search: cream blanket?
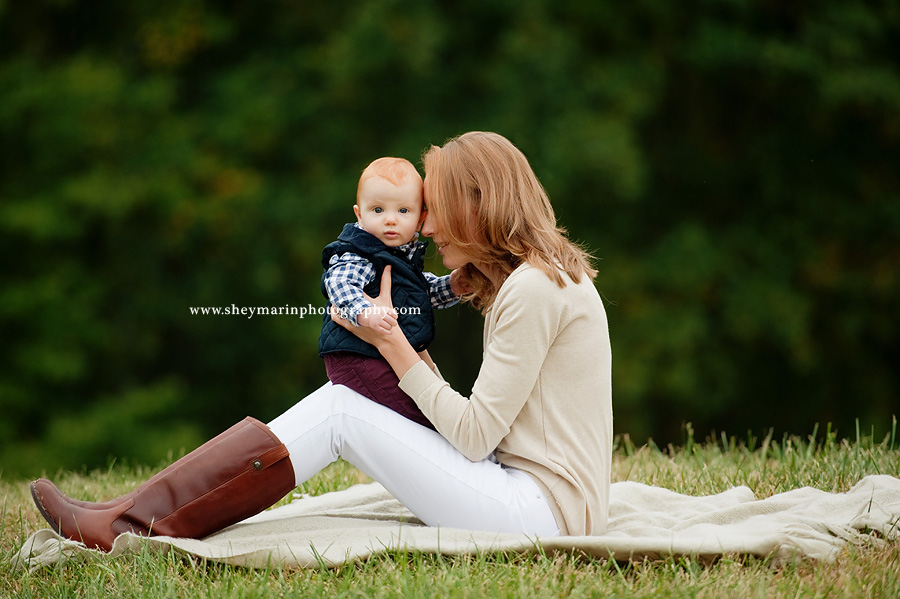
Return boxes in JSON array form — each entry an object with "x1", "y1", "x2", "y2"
[{"x1": 13, "y1": 474, "x2": 900, "y2": 570}]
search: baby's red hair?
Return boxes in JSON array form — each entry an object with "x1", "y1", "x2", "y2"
[{"x1": 357, "y1": 157, "x2": 422, "y2": 203}]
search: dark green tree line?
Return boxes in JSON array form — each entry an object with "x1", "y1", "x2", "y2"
[{"x1": 1, "y1": 0, "x2": 897, "y2": 476}]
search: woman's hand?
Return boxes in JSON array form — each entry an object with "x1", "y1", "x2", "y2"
[
  {"x1": 330, "y1": 267, "x2": 399, "y2": 349},
  {"x1": 330, "y1": 265, "x2": 423, "y2": 378}
]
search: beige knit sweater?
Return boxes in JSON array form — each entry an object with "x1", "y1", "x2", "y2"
[{"x1": 399, "y1": 263, "x2": 613, "y2": 535}]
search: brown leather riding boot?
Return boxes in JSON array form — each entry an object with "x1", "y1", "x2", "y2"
[
  {"x1": 30, "y1": 417, "x2": 296, "y2": 552},
  {"x1": 33, "y1": 417, "x2": 274, "y2": 512}
]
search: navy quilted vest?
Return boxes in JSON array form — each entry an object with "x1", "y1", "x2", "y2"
[{"x1": 318, "y1": 224, "x2": 435, "y2": 358}]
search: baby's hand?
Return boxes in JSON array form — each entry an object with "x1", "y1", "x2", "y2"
[
  {"x1": 449, "y1": 268, "x2": 473, "y2": 296},
  {"x1": 357, "y1": 305, "x2": 398, "y2": 333}
]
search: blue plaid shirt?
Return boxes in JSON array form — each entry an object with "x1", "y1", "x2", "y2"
[{"x1": 324, "y1": 231, "x2": 459, "y2": 326}]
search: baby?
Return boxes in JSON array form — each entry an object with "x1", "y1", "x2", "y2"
[{"x1": 318, "y1": 157, "x2": 464, "y2": 429}]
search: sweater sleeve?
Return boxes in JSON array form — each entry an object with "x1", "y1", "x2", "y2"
[{"x1": 399, "y1": 268, "x2": 562, "y2": 461}]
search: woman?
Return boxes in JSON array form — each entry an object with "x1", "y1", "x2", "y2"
[{"x1": 31, "y1": 132, "x2": 613, "y2": 551}]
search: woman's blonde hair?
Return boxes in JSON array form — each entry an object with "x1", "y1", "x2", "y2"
[{"x1": 422, "y1": 131, "x2": 596, "y2": 311}]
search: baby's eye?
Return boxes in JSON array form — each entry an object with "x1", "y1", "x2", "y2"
[
  {"x1": 399, "y1": 208, "x2": 409, "y2": 214},
  {"x1": 373, "y1": 207, "x2": 383, "y2": 213}
]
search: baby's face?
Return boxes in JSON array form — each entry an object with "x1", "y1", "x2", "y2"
[{"x1": 354, "y1": 176, "x2": 424, "y2": 247}]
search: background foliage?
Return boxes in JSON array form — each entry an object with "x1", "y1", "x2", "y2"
[{"x1": 1, "y1": 0, "x2": 897, "y2": 477}]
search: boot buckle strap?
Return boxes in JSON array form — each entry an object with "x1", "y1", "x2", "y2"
[{"x1": 250, "y1": 445, "x2": 290, "y2": 471}]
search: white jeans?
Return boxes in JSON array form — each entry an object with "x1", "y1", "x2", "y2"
[{"x1": 267, "y1": 382, "x2": 560, "y2": 537}]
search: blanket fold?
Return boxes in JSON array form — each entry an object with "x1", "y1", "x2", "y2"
[{"x1": 13, "y1": 474, "x2": 900, "y2": 570}]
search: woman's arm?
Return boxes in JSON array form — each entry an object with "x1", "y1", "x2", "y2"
[
  {"x1": 399, "y1": 267, "x2": 564, "y2": 461},
  {"x1": 417, "y1": 349, "x2": 437, "y2": 371},
  {"x1": 335, "y1": 266, "x2": 563, "y2": 462}
]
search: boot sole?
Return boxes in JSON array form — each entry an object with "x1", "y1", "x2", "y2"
[{"x1": 30, "y1": 481, "x2": 62, "y2": 532}]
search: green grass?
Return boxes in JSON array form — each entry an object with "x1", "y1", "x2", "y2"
[{"x1": 2, "y1": 423, "x2": 899, "y2": 599}]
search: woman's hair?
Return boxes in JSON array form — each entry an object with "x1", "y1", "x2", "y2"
[{"x1": 422, "y1": 131, "x2": 596, "y2": 311}]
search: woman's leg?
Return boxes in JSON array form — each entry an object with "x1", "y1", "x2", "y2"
[
  {"x1": 268, "y1": 382, "x2": 559, "y2": 537},
  {"x1": 31, "y1": 417, "x2": 295, "y2": 551}
]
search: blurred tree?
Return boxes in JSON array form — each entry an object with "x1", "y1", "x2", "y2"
[{"x1": 0, "y1": 0, "x2": 897, "y2": 477}]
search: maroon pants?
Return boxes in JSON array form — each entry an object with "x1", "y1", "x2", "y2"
[{"x1": 323, "y1": 352, "x2": 436, "y2": 430}]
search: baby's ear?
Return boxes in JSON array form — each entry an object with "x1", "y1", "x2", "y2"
[{"x1": 353, "y1": 204, "x2": 362, "y2": 221}]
